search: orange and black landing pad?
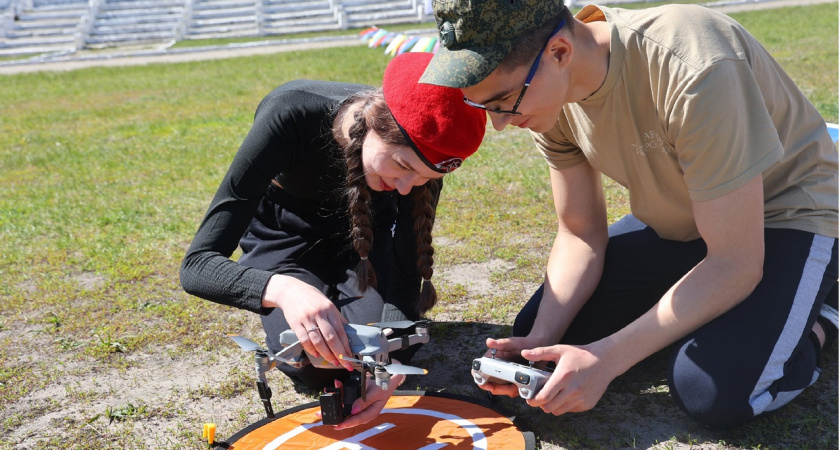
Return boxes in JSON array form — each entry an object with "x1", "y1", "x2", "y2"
[{"x1": 213, "y1": 390, "x2": 536, "y2": 449}]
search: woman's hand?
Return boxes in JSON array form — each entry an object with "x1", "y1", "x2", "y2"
[
  {"x1": 315, "y1": 367, "x2": 405, "y2": 430},
  {"x1": 263, "y1": 274, "x2": 354, "y2": 371}
]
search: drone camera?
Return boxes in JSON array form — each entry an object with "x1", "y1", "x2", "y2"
[
  {"x1": 319, "y1": 372, "x2": 363, "y2": 425},
  {"x1": 319, "y1": 389, "x2": 345, "y2": 425}
]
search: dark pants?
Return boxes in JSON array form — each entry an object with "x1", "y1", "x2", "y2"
[
  {"x1": 514, "y1": 215, "x2": 838, "y2": 428},
  {"x1": 237, "y1": 184, "x2": 419, "y2": 389}
]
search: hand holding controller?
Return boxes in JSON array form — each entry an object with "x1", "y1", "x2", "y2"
[{"x1": 471, "y1": 355, "x2": 552, "y2": 400}]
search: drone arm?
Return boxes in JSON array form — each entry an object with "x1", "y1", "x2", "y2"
[
  {"x1": 387, "y1": 331, "x2": 429, "y2": 353},
  {"x1": 275, "y1": 342, "x2": 307, "y2": 368}
]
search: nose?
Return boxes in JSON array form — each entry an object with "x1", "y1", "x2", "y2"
[
  {"x1": 489, "y1": 113, "x2": 513, "y2": 131},
  {"x1": 395, "y1": 173, "x2": 426, "y2": 195}
]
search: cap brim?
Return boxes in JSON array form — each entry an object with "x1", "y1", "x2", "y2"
[{"x1": 419, "y1": 41, "x2": 512, "y2": 88}]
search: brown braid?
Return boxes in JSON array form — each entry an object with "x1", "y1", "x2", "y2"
[
  {"x1": 412, "y1": 180, "x2": 440, "y2": 314},
  {"x1": 336, "y1": 94, "x2": 377, "y2": 291},
  {"x1": 333, "y1": 89, "x2": 440, "y2": 314}
]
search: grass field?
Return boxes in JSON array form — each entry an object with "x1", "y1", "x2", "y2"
[{"x1": 0, "y1": 2, "x2": 837, "y2": 449}]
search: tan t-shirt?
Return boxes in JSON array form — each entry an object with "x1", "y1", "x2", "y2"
[{"x1": 534, "y1": 4, "x2": 838, "y2": 241}]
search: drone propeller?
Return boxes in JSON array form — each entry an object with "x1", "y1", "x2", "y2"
[
  {"x1": 378, "y1": 364, "x2": 428, "y2": 376},
  {"x1": 338, "y1": 354, "x2": 428, "y2": 376},
  {"x1": 229, "y1": 335, "x2": 264, "y2": 352},
  {"x1": 228, "y1": 335, "x2": 297, "y2": 365}
]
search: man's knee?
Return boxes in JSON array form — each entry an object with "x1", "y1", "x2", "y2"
[{"x1": 668, "y1": 349, "x2": 756, "y2": 428}]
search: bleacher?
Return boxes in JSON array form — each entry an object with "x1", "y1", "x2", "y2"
[
  {"x1": 0, "y1": 0, "x2": 429, "y2": 56},
  {"x1": 257, "y1": 0, "x2": 341, "y2": 38},
  {"x1": 1, "y1": 0, "x2": 87, "y2": 56},
  {"x1": 85, "y1": 0, "x2": 186, "y2": 48}
]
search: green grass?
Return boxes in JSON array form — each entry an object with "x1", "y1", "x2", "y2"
[{"x1": 0, "y1": 2, "x2": 837, "y2": 449}]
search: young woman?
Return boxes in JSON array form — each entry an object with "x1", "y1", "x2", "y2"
[{"x1": 180, "y1": 53, "x2": 486, "y2": 405}]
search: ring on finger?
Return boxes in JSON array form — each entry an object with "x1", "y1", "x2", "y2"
[{"x1": 306, "y1": 326, "x2": 320, "y2": 333}]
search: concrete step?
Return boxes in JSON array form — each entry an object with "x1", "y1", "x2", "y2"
[
  {"x1": 96, "y1": 7, "x2": 183, "y2": 18},
  {"x1": 347, "y1": 9, "x2": 421, "y2": 22},
  {"x1": 186, "y1": 22, "x2": 257, "y2": 37},
  {"x1": 85, "y1": 29, "x2": 175, "y2": 44},
  {"x1": 190, "y1": 6, "x2": 255, "y2": 19},
  {"x1": 183, "y1": 28, "x2": 259, "y2": 40},
  {"x1": 28, "y1": 1, "x2": 88, "y2": 11},
  {"x1": 6, "y1": 25, "x2": 78, "y2": 37},
  {"x1": 14, "y1": 9, "x2": 87, "y2": 21},
  {"x1": 8, "y1": 18, "x2": 81, "y2": 29},
  {"x1": 190, "y1": 15, "x2": 256, "y2": 27},
  {"x1": 95, "y1": 9, "x2": 182, "y2": 21},
  {"x1": 99, "y1": 0, "x2": 185, "y2": 9},
  {"x1": 0, "y1": 34, "x2": 75, "y2": 47},
  {"x1": 191, "y1": 0, "x2": 256, "y2": 11},
  {"x1": 260, "y1": 21, "x2": 342, "y2": 35},
  {"x1": 90, "y1": 22, "x2": 179, "y2": 33},
  {"x1": 343, "y1": 0, "x2": 415, "y2": 13},
  {"x1": 261, "y1": 6, "x2": 334, "y2": 19},
  {"x1": 261, "y1": 0, "x2": 332, "y2": 13},
  {"x1": 347, "y1": 17, "x2": 424, "y2": 28},
  {"x1": 0, "y1": 42, "x2": 74, "y2": 56},
  {"x1": 263, "y1": 15, "x2": 340, "y2": 28},
  {"x1": 94, "y1": 14, "x2": 181, "y2": 26}
]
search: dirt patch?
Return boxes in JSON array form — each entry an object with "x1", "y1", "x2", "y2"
[{"x1": 436, "y1": 259, "x2": 517, "y2": 297}]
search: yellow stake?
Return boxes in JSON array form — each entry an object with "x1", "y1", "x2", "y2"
[{"x1": 202, "y1": 423, "x2": 216, "y2": 445}]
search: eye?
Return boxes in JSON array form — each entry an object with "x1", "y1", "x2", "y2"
[{"x1": 490, "y1": 94, "x2": 514, "y2": 109}]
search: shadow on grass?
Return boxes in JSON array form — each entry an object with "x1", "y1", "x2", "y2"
[{"x1": 408, "y1": 321, "x2": 839, "y2": 449}]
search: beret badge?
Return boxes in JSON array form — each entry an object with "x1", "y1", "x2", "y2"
[{"x1": 439, "y1": 21, "x2": 456, "y2": 48}]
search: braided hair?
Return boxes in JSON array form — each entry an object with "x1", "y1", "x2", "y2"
[{"x1": 332, "y1": 90, "x2": 439, "y2": 315}]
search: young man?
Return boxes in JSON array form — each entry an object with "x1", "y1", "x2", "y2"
[{"x1": 421, "y1": 0, "x2": 838, "y2": 427}]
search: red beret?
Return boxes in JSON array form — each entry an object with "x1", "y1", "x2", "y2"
[{"x1": 383, "y1": 52, "x2": 487, "y2": 173}]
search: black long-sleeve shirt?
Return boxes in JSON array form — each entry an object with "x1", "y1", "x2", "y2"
[{"x1": 180, "y1": 80, "x2": 430, "y2": 315}]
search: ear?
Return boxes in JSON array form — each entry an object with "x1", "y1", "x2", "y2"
[{"x1": 546, "y1": 33, "x2": 573, "y2": 70}]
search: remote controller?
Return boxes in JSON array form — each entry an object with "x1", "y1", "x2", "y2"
[{"x1": 471, "y1": 356, "x2": 552, "y2": 400}]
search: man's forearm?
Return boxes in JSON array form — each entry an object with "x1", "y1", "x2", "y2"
[
  {"x1": 529, "y1": 230, "x2": 607, "y2": 345},
  {"x1": 596, "y1": 254, "x2": 762, "y2": 379}
]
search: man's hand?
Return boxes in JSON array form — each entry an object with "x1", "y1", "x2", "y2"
[
  {"x1": 475, "y1": 336, "x2": 543, "y2": 397},
  {"x1": 523, "y1": 344, "x2": 612, "y2": 415}
]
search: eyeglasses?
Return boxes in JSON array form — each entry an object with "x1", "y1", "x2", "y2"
[{"x1": 463, "y1": 18, "x2": 567, "y2": 116}]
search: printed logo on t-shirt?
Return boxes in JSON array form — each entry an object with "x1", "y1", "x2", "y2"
[{"x1": 632, "y1": 130, "x2": 670, "y2": 156}]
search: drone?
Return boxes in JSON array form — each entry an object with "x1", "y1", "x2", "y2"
[{"x1": 229, "y1": 320, "x2": 430, "y2": 424}]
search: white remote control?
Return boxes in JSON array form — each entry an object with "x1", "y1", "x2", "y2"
[{"x1": 471, "y1": 356, "x2": 552, "y2": 400}]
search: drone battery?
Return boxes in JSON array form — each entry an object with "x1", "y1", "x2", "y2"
[{"x1": 319, "y1": 390, "x2": 345, "y2": 425}]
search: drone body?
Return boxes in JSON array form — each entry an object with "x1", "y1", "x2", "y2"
[
  {"x1": 276, "y1": 323, "x2": 395, "y2": 370},
  {"x1": 229, "y1": 320, "x2": 430, "y2": 422}
]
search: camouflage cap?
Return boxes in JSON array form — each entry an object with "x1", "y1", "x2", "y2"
[{"x1": 420, "y1": 0, "x2": 566, "y2": 88}]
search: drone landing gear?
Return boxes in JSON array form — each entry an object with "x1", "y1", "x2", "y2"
[
  {"x1": 256, "y1": 379, "x2": 275, "y2": 419},
  {"x1": 319, "y1": 372, "x2": 364, "y2": 425},
  {"x1": 254, "y1": 350, "x2": 275, "y2": 419}
]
